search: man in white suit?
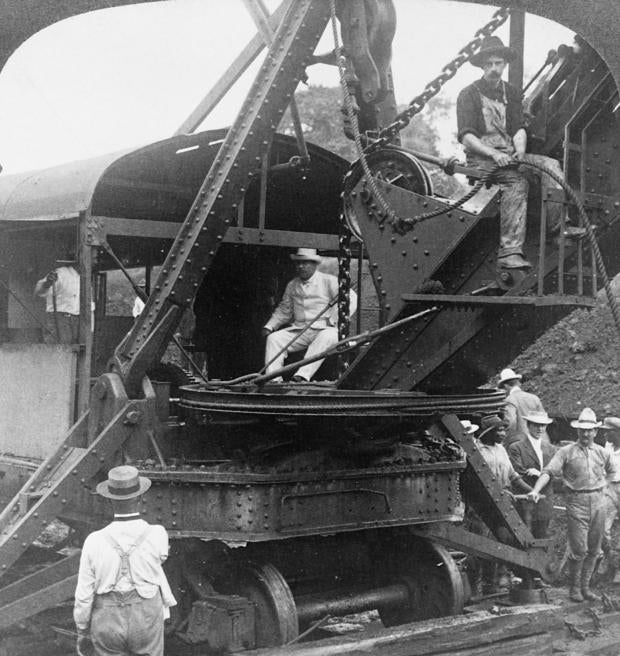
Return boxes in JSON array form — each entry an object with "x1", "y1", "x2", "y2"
[{"x1": 262, "y1": 248, "x2": 357, "y2": 382}]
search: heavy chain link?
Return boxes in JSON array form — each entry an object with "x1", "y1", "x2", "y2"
[
  {"x1": 372, "y1": 6, "x2": 511, "y2": 150},
  {"x1": 335, "y1": 3, "x2": 512, "y2": 237}
]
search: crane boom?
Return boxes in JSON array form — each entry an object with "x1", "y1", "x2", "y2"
[{"x1": 110, "y1": 0, "x2": 330, "y2": 396}]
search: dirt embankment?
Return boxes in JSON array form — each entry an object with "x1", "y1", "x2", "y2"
[{"x1": 507, "y1": 276, "x2": 620, "y2": 420}]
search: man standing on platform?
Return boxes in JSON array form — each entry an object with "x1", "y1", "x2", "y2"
[{"x1": 34, "y1": 249, "x2": 80, "y2": 344}]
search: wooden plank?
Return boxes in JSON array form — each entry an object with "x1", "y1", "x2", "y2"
[
  {"x1": 245, "y1": 605, "x2": 561, "y2": 656},
  {"x1": 452, "y1": 633, "x2": 551, "y2": 656}
]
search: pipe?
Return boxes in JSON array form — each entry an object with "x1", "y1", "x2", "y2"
[{"x1": 296, "y1": 582, "x2": 410, "y2": 625}]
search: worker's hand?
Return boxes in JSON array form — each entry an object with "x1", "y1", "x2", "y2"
[
  {"x1": 527, "y1": 490, "x2": 541, "y2": 503},
  {"x1": 76, "y1": 631, "x2": 92, "y2": 656},
  {"x1": 261, "y1": 327, "x2": 273, "y2": 339},
  {"x1": 526, "y1": 468, "x2": 541, "y2": 477},
  {"x1": 491, "y1": 151, "x2": 514, "y2": 167},
  {"x1": 45, "y1": 270, "x2": 58, "y2": 285}
]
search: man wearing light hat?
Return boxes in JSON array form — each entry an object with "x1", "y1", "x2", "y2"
[
  {"x1": 457, "y1": 36, "x2": 564, "y2": 270},
  {"x1": 497, "y1": 368, "x2": 547, "y2": 447},
  {"x1": 74, "y1": 466, "x2": 176, "y2": 656},
  {"x1": 601, "y1": 417, "x2": 620, "y2": 566},
  {"x1": 34, "y1": 247, "x2": 80, "y2": 344},
  {"x1": 508, "y1": 410, "x2": 556, "y2": 538},
  {"x1": 529, "y1": 408, "x2": 616, "y2": 601},
  {"x1": 262, "y1": 248, "x2": 357, "y2": 382}
]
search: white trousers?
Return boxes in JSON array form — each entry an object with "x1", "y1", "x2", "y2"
[{"x1": 265, "y1": 327, "x2": 338, "y2": 381}]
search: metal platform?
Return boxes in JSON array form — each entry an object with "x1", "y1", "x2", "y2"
[
  {"x1": 401, "y1": 293, "x2": 596, "y2": 308},
  {"x1": 178, "y1": 384, "x2": 506, "y2": 418}
]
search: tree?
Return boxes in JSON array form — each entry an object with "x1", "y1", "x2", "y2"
[{"x1": 279, "y1": 86, "x2": 464, "y2": 196}]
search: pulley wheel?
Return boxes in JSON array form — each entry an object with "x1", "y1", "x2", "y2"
[
  {"x1": 228, "y1": 562, "x2": 299, "y2": 648},
  {"x1": 344, "y1": 148, "x2": 433, "y2": 240},
  {"x1": 374, "y1": 535, "x2": 464, "y2": 626}
]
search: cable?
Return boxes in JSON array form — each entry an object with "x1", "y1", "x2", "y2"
[{"x1": 515, "y1": 157, "x2": 620, "y2": 335}]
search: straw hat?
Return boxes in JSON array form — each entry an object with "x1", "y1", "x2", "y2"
[
  {"x1": 602, "y1": 417, "x2": 620, "y2": 431},
  {"x1": 96, "y1": 465, "x2": 151, "y2": 500},
  {"x1": 523, "y1": 410, "x2": 553, "y2": 426},
  {"x1": 460, "y1": 420, "x2": 479, "y2": 435},
  {"x1": 570, "y1": 407, "x2": 601, "y2": 429},
  {"x1": 290, "y1": 248, "x2": 322, "y2": 263}
]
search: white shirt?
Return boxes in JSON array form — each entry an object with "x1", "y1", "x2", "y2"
[
  {"x1": 527, "y1": 433, "x2": 544, "y2": 470},
  {"x1": 478, "y1": 442, "x2": 520, "y2": 489},
  {"x1": 605, "y1": 442, "x2": 620, "y2": 483},
  {"x1": 36, "y1": 266, "x2": 80, "y2": 314},
  {"x1": 132, "y1": 296, "x2": 145, "y2": 318},
  {"x1": 73, "y1": 518, "x2": 176, "y2": 631},
  {"x1": 265, "y1": 270, "x2": 357, "y2": 331}
]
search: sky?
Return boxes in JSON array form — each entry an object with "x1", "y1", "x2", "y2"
[{"x1": 0, "y1": 0, "x2": 574, "y2": 174}]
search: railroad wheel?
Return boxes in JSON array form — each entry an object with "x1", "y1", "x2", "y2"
[
  {"x1": 376, "y1": 535, "x2": 464, "y2": 626},
  {"x1": 228, "y1": 562, "x2": 299, "y2": 648}
]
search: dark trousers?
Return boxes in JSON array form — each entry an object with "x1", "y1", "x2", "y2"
[{"x1": 43, "y1": 312, "x2": 79, "y2": 344}]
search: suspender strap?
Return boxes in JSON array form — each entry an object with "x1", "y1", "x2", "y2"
[{"x1": 104, "y1": 527, "x2": 153, "y2": 586}]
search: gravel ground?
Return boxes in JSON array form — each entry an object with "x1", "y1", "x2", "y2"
[{"x1": 505, "y1": 275, "x2": 620, "y2": 420}]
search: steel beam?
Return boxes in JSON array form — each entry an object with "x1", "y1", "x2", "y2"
[
  {"x1": 173, "y1": 0, "x2": 292, "y2": 135},
  {"x1": 112, "y1": 0, "x2": 331, "y2": 396}
]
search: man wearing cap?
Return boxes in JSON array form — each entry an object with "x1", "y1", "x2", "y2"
[
  {"x1": 74, "y1": 465, "x2": 176, "y2": 656},
  {"x1": 34, "y1": 249, "x2": 80, "y2": 344},
  {"x1": 601, "y1": 417, "x2": 620, "y2": 565},
  {"x1": 498, "y1": 368, "x2": 547, "y2": 447},
  {"x1": 467, "y1": 415, "x2": 531, "y2": 593},
  {"x1": 529, "y1": 408, "x2": 616, "y2": 601},
  {"x1": 457, "y1": 36, "x2": 564, "y2": 270},
  {"x1": 262, "y1": 248, "x2": 357, "y2": 382},
  {"x1": 508, "y1": 411, "x2": 556, "y2": 538}
]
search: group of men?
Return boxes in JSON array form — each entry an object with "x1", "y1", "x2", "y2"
[{"x1": 464, "y1": 368, "x2": 620, "y2": 602}]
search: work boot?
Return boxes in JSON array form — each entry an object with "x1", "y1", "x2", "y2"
[
  {"x1": 581, "y1": 555, "x2": 600, "y2": 601},
  {"x1": 568, "y1": 559, "x2": 584, "y2": 602},
  {"x1": 497, "y1": 253, "x2": 532, "y2": 269}
]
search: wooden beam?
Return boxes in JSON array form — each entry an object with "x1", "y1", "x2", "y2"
[
  {"x1": 244, "y1": 605, "x2": 560, "y2": 656},
  {"x1": 89, "y1": 216, "x2": 340, "y2": 250}
]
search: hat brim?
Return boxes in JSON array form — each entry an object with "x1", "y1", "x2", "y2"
[
  {"x1": 570, "y1": 420, "x2": 601, "y2": 429},
  {"x1": 470, "y1": 46, "x2": 517, "y2": 68},
  {"x1": 96, "y1": 476, "x2": 151, "y2": 500},
  {"x1": 499, "y1": 374, "x2": 522, "y2": 386},
  {"x1": 523, "y1": 416, "x2": 553, "y2": 425},
  {"x1": 290, "y1": 255, "x2": 321, "y2": 263}
]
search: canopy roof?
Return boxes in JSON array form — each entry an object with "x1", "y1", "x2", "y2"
[{"x1": 0, "y1": 130, "x2": 349, "y2": 235}]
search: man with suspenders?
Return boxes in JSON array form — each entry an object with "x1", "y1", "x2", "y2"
[{"x1": 74, "y1": 466, "x2": 176, "y2": 655}]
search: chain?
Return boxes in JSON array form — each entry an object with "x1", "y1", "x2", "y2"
[
  {"x1": 331, "y1": 0, "x2": 396, "y2": 225},
  {"x1": 335, "y1": 3, "x2": 511, "y2": 236},
  {"x1": 372, "y1": 6, "x2": 511, "y2": 149}
]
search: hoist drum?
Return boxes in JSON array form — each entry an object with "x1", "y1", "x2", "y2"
[{"x1": 344, "y1": 148, "x2": 433, "y2": 240}]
